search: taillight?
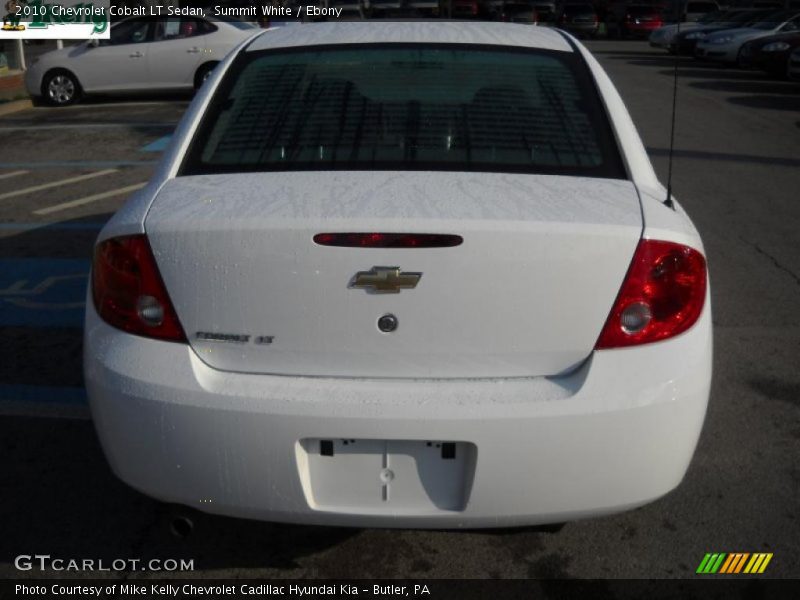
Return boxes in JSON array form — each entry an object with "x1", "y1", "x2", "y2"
[
  {"x1": 314, "y1": 232, "x2": 463, "y2": 248},
  {"x1": 92, "y1": 235, "x2": 186, "y2": 342},
  {"x1": 595, "y1": 239, "x2": 706, "y2": 349}
]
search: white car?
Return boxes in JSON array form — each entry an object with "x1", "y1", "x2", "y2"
[
  {"x1": 24, "y1": 16, "x2": 259, "y2": 105},
  {"x1": 85, "y1": 22, "x2": 712, "y2": 529},
  {"x1": 695, "y1": 10, "x2": 800, "y2": 65}
]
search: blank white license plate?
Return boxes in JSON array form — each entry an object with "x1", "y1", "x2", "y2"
[{"x1": 299, "y1": 439, "x2": 476, "y2": 513}]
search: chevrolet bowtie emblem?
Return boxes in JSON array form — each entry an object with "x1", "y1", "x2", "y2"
[{"x1": 350, "y1": 267, "x2": 422, "y2": 294}]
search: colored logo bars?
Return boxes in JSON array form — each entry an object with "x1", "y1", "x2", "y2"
[{"x1": 696, "y1": 553, "x2": 773, "y2": 574}]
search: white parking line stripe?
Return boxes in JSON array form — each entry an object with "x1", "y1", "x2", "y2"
[
  {"x1": 0, "y1": 170, "x2": 28, "y2": 181},
  {"x1": 0, "y1": 169, "x2": 117, "y2": 201},
  {"x1": 34, "y1": 182, "x2": 147, "y2": 215}
]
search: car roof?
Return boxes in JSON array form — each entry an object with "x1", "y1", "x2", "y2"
[{"x1": 246, "y1": 21, "x2": 574, "y2": 53}]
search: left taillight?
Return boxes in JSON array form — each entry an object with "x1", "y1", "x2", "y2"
[{"x1": 91, "y1": 234, "x2": 186, "y2": 343}]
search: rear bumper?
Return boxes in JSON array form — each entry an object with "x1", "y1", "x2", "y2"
[{"x1": 85, "y1": 301, "x2": 712, "y2": 528}]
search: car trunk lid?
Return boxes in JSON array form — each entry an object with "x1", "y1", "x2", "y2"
[{"x1": 145, "y1": 171, "x2": 642, "y2": 379}]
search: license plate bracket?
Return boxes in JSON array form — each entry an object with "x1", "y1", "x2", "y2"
[{"x1": 298, "y1": 438, "x2": 476, "y2": 513}]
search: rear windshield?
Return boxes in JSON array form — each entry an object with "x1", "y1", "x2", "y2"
[{"x1": 181, "y1": 44, "x2": 625, "y2": 179}]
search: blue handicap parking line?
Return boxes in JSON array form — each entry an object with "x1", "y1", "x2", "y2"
[
  {"x1": 0, "y1": 258, "x2": 90, "y2": 327},
  {"x1": 0, "y1": 384, "x2": 87, "y2": 405},
  {"x1": 141, "y1": 135, "x2": 173, "y2": 153}
]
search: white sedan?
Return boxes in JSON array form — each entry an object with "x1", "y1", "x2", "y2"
[
  {"x1": 85, "y1": 22, "x2": 712, "y2": 529},
  {"x1": 24, "y1": 16, "x2": 259, "y2": 105}
]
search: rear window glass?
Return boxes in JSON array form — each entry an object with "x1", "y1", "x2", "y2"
[{"x1": 181, "y1": 44, "x2": 625, "y2": 179}]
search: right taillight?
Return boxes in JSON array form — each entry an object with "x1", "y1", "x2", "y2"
[
  {"x1": 91, "y1": 234, "x2": 186, "y2": 343},
  {"x1": 595, "y1": 239, "x2": 707, "y2": 349}
]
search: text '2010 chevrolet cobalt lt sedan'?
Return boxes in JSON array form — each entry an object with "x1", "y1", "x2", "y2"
[{"x1": 85, "y1": 22, "x2": 712, "y2": 529}]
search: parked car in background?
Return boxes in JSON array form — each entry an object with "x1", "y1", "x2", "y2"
[
  {"x1": 648, "y1": 9, "x2": 727, "y2": 50},
  {"x1": 695, "y1": 10, "x2": 800, "y2": 65},
  {"x1": 498, "y1": 0, "x2": 538, "y2": 22},
  {"x1": 607, "y1": 4, "x2": 664, "y2": 38},
  {"x1": 485, "y1": 0, "x2": 506, "y2": 16},
  {"x1": 365, "y1": 0, "x2": 402, "y2": 17},
  {"x1": 449, "y1": 0, "x2": 481, "y2": 16},
  {"x1": 556, "y1": 3, "x2": 600, "y2": 37},
  {"x1": 681, "y1": 0, "x2": 719, "y2": 22},
  {"x1": 738, "y1": 31, "x2": 800, "y2": 76},
  {"x1": 531, "y1": 0, "x2": 556, "y2": 21},
  {"x1": 85, "y1": 21, "x2": 712, "y2": 530},
  {"x1": 407, "y1": 0, "x2": 441, "y2": 16},
  {"x1": 25, "y1": 16, "x2": 258, "y2": 106},
  {"x1": 667, "y1": 8, "x2": 776, "y2": 55}
]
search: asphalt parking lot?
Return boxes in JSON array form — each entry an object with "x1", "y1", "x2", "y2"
[{"x1": 1, "y1": 41, "x2": 799, "y2": 579}]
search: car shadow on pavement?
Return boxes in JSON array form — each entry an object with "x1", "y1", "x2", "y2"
[
  {"x1": 590, "y1": 51, "x2": 685, "y2": 68},
  {"x1": 623, "y1": 56, "x2": 691, "y2": 68},
  {"x1": 689, "y1": 79, "x2": 800, "y2": 95},
  {"x1": 646, "y1": 146, "x2": 800, "y2": 168},
  {"x1": 0, "y1": 215, "x2": 359, "y2": 576},
  {"x1": 658, "y1": 67, "x2": 772, "y2": 81},
  {"x1": 726, "y1": 94, "x2": 800, "y2": 112},
  {"x1": 590, "y1": 49, "x2": 667, "y2": 56}
]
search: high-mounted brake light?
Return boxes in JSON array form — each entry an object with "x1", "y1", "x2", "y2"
[
  {"x1": 314, "y1": 233, "x2": 463, "y2": 248},
  {"x1": 92, "y1": 235, "x2": 186, "y2": 343},
  {"x1": 595, "y1": 239, "x2": 707, "y2": 349}
]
